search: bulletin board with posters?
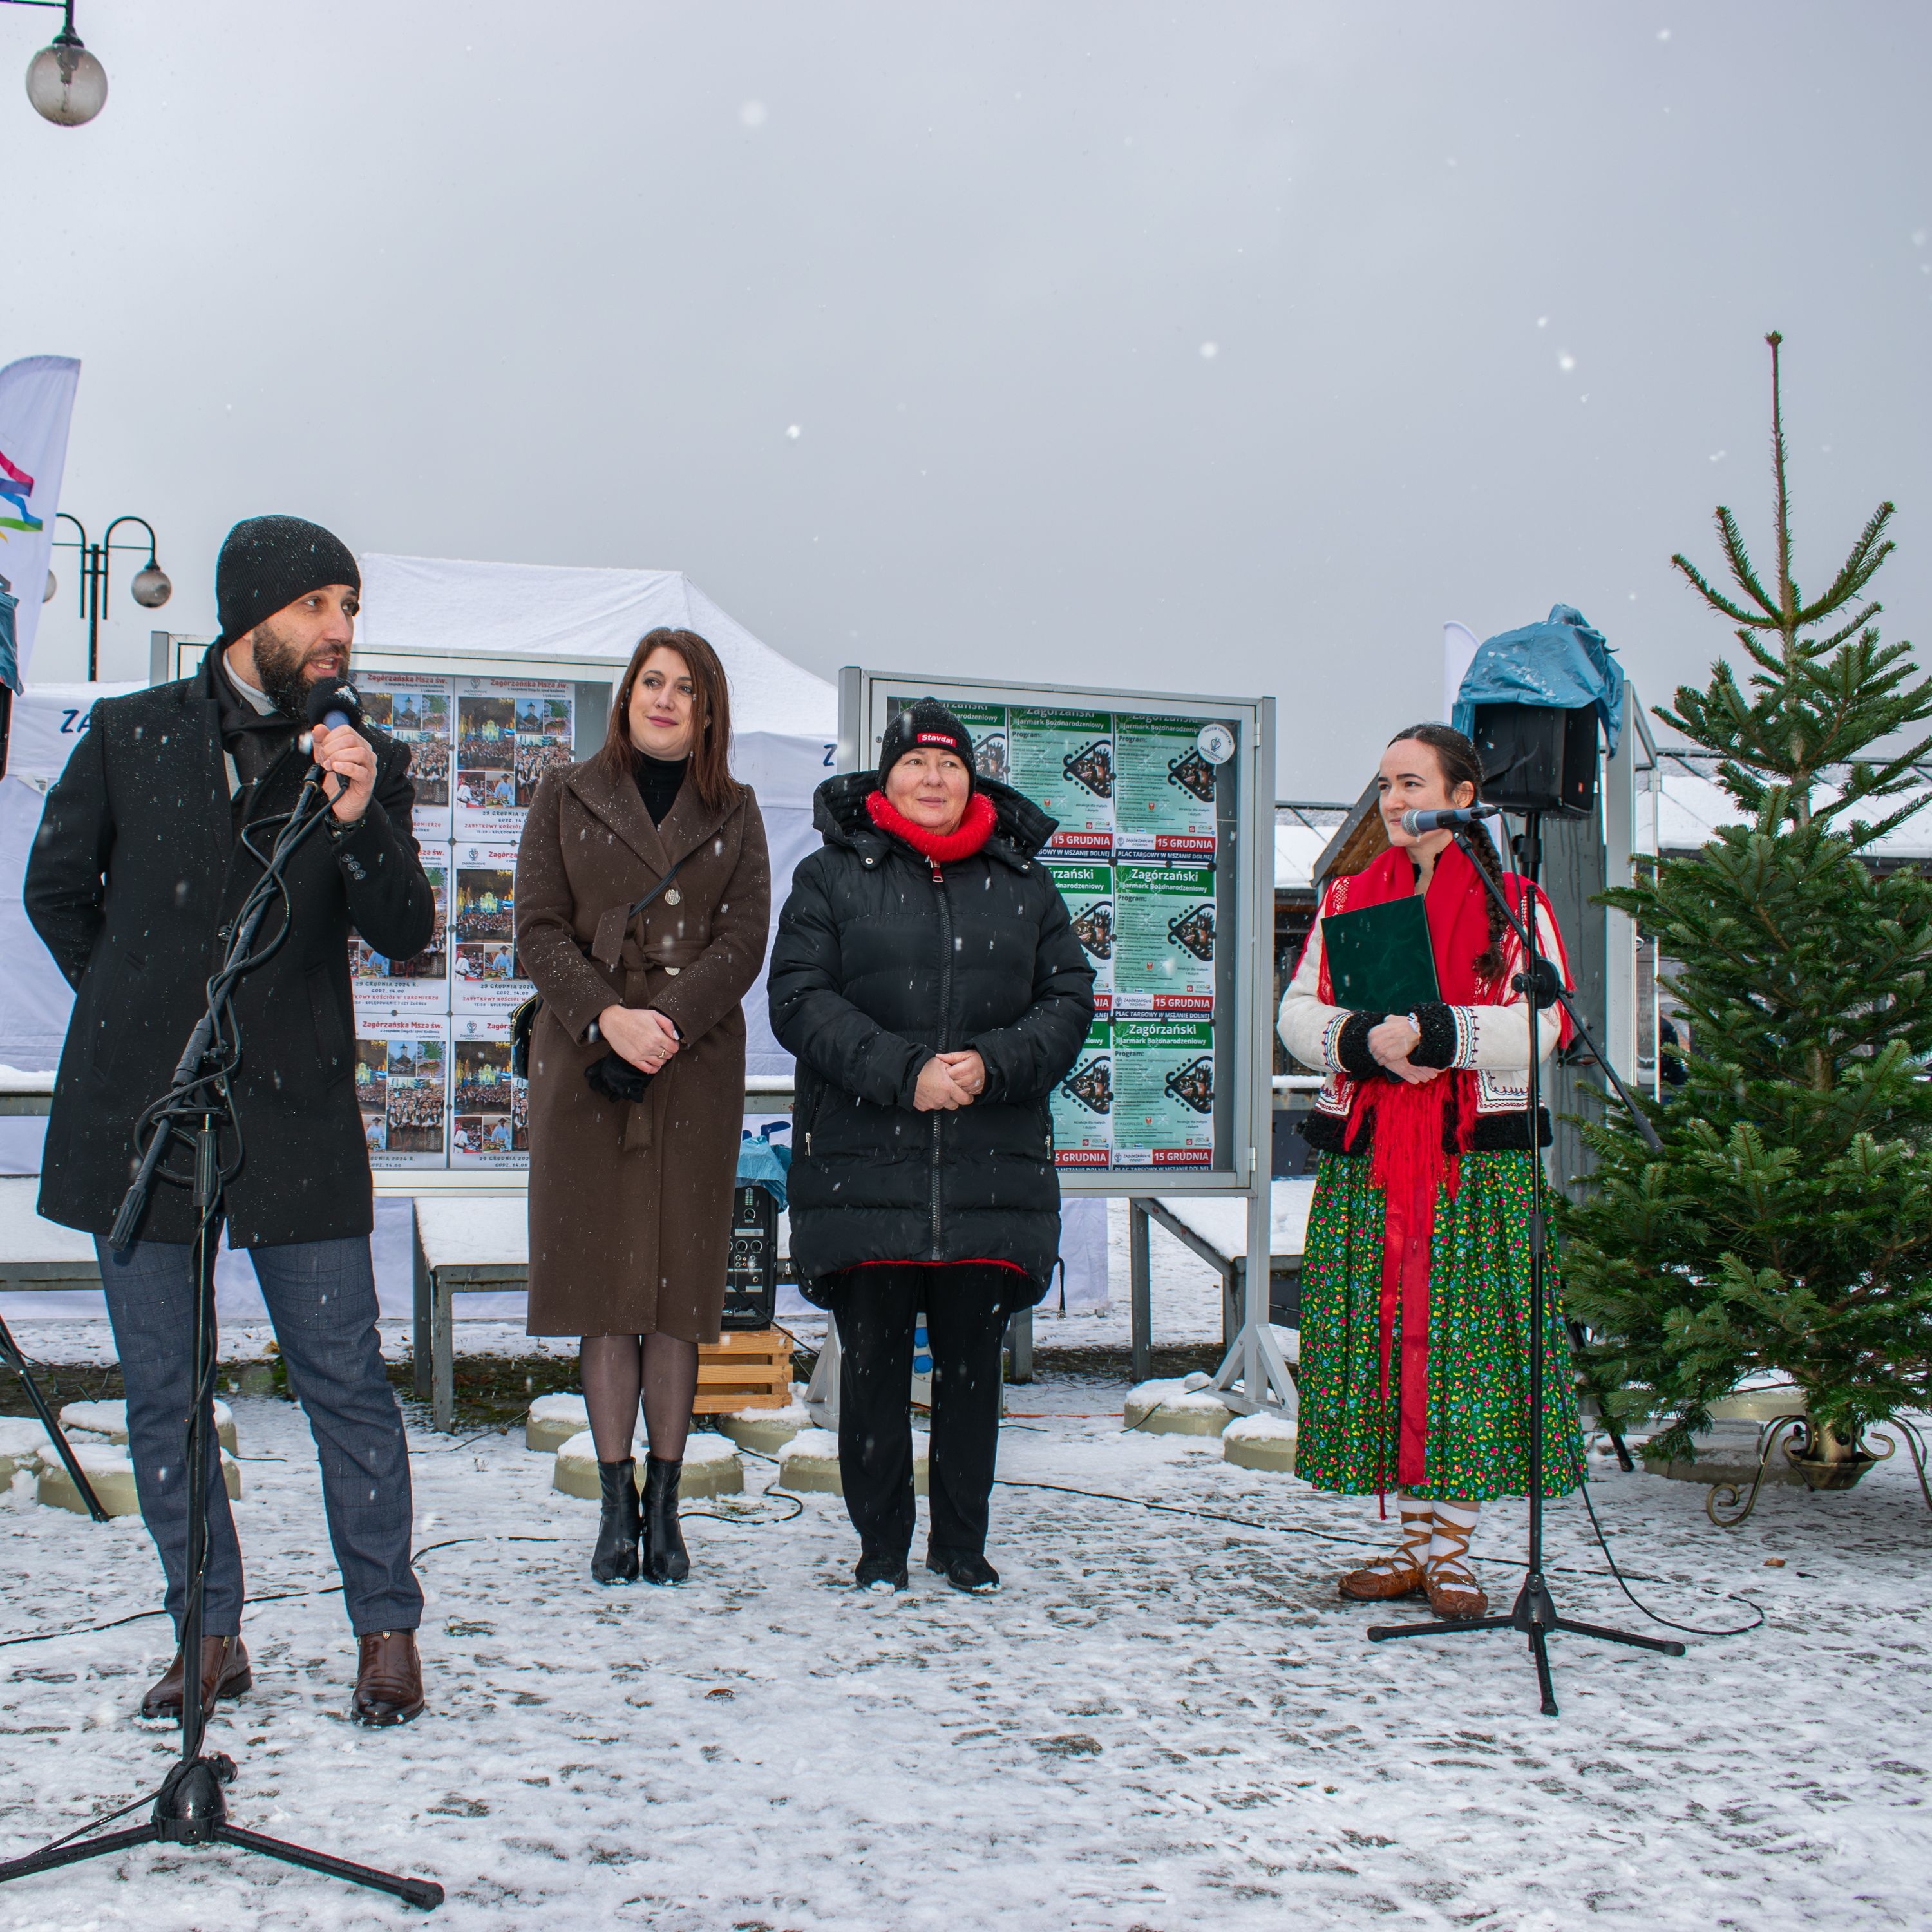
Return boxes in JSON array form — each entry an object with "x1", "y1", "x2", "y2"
[
  {"x1": 837, "y1": 668, "x2": 1276, "y2": 1204},
  {"x1": 166, "y1": 636, "x2": 615, "y2": 1193}
]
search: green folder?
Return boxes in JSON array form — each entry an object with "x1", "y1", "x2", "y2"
[{"x1": 1322, "y1": 895, "x2": 1441, "y2": 1013}]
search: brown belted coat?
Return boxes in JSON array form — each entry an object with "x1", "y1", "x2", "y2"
[{"x1": 514, "y1": 755, "x2": 770, "y2": 1340}]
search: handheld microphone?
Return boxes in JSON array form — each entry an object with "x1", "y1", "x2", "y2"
[
  {"x1": 305, "y1": 677, "x2": 364, "y2": 738},
  {"x1": 303, "y1": 679, "x2": 365, "y2": 801},
  {"x1": 1399, "y1": 805, "x2": 1492, "y2": 835}
]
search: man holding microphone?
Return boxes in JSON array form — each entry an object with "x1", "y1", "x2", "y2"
[{"x1": 26, "y1": 515, "x2": 434, "y2": 1729}]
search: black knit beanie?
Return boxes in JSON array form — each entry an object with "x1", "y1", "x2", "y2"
[
  {"x1": 214, "y1": 515, "x2": 360, "y2": 647},
  {"x1": 878, "y1": 698, "x2": 974, "y2": 789}
]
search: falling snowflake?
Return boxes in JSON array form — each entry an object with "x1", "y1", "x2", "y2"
[
  {"x1": 1558, "y1": 352, "x2": 1576, "y2": 372},
  {"x1": 786, "y1": 425, "x2": 802, "y2": 440},
  {"x1": 1198, "y1": 342, "x2": 1218, "y2": 360},
  {"x1": 740, "y1": 100, "x2": 768, "y2": 128}
]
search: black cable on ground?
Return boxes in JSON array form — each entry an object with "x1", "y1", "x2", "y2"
[{"x1": 1571, "y1": 1473, "x2": 1763, "y2": 1637}]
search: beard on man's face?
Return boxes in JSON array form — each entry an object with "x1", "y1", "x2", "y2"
[{"x1": 251, "y1": 620, "x2": 348, "y2": 723}]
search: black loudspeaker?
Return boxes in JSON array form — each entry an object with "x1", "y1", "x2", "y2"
[
  {"x1": 722, "y1": 1183, "x2": 779, "y2": 1329},
  {"x1": 1470, "y1": 702, "x2": 1599, "y2": 819}
]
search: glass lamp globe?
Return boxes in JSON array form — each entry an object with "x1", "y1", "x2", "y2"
[
  {"x1": 130, "y1": 563, "x2": 172, "y2": 609},
  {"x1": 43, "y1": 569, "x2": 57, "y2": 603},
  {"x1": 26, "y1": 35, "x2": 108, "y2": 127}
]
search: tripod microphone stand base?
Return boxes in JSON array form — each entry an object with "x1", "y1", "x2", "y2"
[
  {"x1": 0, "y1": 1752, "x2": 444, "y2": 1908},
  {"x1": 1366, "y1": 1573, "x2": 1686, "y2": 1718}
]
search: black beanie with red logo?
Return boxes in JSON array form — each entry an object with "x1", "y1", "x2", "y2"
[{"x1": 878, "y1": 698, "x2": 975, "y2": 790}]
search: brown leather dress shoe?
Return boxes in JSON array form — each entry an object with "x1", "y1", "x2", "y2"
[
  {"x1": 352, "y1": 1629, "x2": 424, "y2": 1727},
  {"x1": 139, "y1": 1634, "x2": 252, "y2": 1723}
]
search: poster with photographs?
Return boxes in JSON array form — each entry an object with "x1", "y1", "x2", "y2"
[
  {"x1": 1113, "y1": 861, "x2": 1216, "y2": 1012},
  {"x1": 1111, "y1": 1015, "x2": 1215, "y2": 1168},
  {"x1": 352, "y1": 845, "x2": 450, "y2": 1012},
  {"x1": 1007, "y1": 706, "x2": 1113, "y2": 853},
  {"x1": 354, "y1": 1014, "x2": 449, "y2": 1170},
  {"x1": 451, "y1": 842, "x2": 531, "y2": 1014},
  {"x1": 450, "y1": 1015, "x2": 529, "y2": 1169},
  {"x1": 357, "y1": 670, "x2": 453, "y2": 840},
  {"x1": 453, "y1": 677, "x2": 574, "y2": 838},
  {"x1": 1051, "y1": 1017, "x2": 1113, "y2": 1167},
  {"x1": 1114, "y1": 714, "x2": 1222, "y2": 856},
  {"x1": 1046, "y1": 859, "x2": 1113, "y2": 1014}
]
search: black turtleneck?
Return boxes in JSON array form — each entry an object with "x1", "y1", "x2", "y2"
[{"x1": 634, "y1": 752, "x2": 688, "y2": 826}]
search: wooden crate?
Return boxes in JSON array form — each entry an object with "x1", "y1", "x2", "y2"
[{"x1": 693, "y1": 1325, "x2": 795, "y2": 1414}]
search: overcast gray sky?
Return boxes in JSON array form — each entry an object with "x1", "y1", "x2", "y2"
[{"x1": 12, "y1": 1, "x2": 1929, "y2": 797}]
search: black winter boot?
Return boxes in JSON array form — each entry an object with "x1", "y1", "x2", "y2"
[
  {"x1": 592, "y1": 1457, "x2": 641, "y2": 1584},
  {"x1": 642, "y1": 1455, "x2": 690, "y2": 1585}
]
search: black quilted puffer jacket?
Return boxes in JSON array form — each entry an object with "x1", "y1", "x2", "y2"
[{"x1": 768, "y1": 772, "x2": 1096, "y2": 1303}]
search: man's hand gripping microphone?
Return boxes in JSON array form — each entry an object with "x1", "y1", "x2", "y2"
[{"x1": 303, "y1": 679, "x2": 368, "y2": 815}]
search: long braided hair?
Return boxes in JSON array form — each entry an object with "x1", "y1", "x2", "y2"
[{"x1": 1387, "y1": 723, "x2": 1509, "y2": 987}]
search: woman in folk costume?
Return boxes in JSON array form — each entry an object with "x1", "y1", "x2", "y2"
[{"x1": 1277, "y1": 723, "x2": 1586, "y2": 1618}]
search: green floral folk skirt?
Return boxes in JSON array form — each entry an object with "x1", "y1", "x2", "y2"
[{"x1": 1298, "y1": 1150, "x2": 1586, "y2": 1502}]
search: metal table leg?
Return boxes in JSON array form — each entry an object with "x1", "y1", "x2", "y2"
[
  {"x1": 1007, "y1": 1306, "x2": 1034, "y2": 1383},
  {"x1": 430, "y1": 1269, "x2": 454, "y2": 1434},
  {"x1": 1129, "y1": 1200, "x2": 1151, "y2": 1385}
]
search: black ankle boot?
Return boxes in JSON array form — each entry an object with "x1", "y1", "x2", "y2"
[
  {"x1": 641, "y1": 1455, "x2": 690, "y2": 1585},
  {"x1": 592, "y1": 1457, "x2": 641, "y2": 1584}
]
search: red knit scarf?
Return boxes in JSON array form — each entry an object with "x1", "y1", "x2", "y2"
[{"x1": 866, "y1": 788, "x2": 997, "y2": 865}]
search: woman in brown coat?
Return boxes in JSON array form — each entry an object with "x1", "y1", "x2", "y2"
[{"x1": 515, "y1": 629, "x2": 770, "y2": 1586}]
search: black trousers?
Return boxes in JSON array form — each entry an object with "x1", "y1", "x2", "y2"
[{"x1": 829, "y1": 1264, "x2": 1012, "y2": 1560}]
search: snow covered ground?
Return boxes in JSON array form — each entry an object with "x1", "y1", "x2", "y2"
[
  {"x1": 1, "y1": 1347, "x2": 1929, "y2": 1930},
  {"x1": 3, "y1": 1206, "x2": 1929, "y2": 1929}
]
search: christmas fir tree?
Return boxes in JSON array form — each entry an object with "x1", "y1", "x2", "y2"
[{"x1": 1560, "y1": 333, "x2": 1932, "y2": 1468}]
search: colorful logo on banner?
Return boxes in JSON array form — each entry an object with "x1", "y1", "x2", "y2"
[{"x1": 0, "y1": 446, "x2": 40, "y2": 534}]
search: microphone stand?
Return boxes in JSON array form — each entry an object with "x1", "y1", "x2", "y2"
[
  {"x1": 0, "y1": 763, "x2": 443, "y2": 1911},
  {"x1": 1364, "y1": 813, "x2": 1681, "y2": 1717}
]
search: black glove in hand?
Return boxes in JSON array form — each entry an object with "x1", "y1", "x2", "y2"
[{"x1": 585, "y1": 1053, "x2": 654, "y2": 1104}]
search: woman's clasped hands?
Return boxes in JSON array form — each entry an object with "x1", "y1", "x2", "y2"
[
  {"x1": 1367, "y1": 1014, "x2": 1442, "y2": 1085},
  {"x1": 599, "y1": 1004, "x2": 681, "y2": 1075},
  {"x1": 914, "y1": 1049, "x2": 987, "y2": 1111}
]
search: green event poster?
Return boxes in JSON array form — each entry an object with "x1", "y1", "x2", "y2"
[
  {"x1": 1113, "y1": 862, "x2": 1215, "y2": 1012},
  {"x1": 1112, "y1": 1016, "x2": 1215, "y2": 1168},
  {"x1": 1050, "y1": 1017, "x2": 1113, "y2": 1168},
  {"x1": 1114, "y1": 713, "x2": 1220, "y2": 856},
  {"x1": 1045, "y1": 860, "x2": 1113, "y2": 1012},
  {"x1": 1007, "y1": 706, "x2": 1113, "y2": 853}
]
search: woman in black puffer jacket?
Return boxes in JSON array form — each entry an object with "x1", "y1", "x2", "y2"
[{"x1": 769, "y1": 699, "x2": 1095, "y2": 1596}]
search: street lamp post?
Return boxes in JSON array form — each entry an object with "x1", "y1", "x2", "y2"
[
  {"x1": 5, "y1": 0, "x2": 108, "y2": 126},
  {"x1": 49, "y1": 513, "x2": 171, "y2": 681}
]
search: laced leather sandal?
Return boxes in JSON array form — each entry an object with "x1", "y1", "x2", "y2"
[
  {"x1": 1423, "y1": 1515, "x2": 1490, "y2": 1620},
  {"x1": 1338, "y1": 1502, "x2": 1433, "y2": 1602}
]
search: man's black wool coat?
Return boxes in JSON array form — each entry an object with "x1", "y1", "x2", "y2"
[
  {"x1": 24, "y1": 655, "x2": 434, "y2": 1247},
  {"x1": 768, "y1": 772, "x2": 1095, "y2": 1302}
]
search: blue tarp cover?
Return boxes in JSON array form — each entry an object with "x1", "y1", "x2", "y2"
[
  {"x1": 737, "y1": 1121, "x2": 793, "y2": 1209},
  {"x1": 1451, "y1": 603, "x2": 1623, "y2": 755}
]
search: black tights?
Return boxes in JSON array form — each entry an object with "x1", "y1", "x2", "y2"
[{"x1": 580, "y1": 1333, "x2": 699, "y2": 1463}]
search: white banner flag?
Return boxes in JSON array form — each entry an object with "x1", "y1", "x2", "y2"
[{"x1": 0, "y1": 355, "x2": 81, "y2": 690}]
